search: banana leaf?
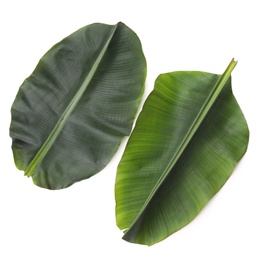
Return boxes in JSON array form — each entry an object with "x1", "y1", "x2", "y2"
[
  {"x1": 115, "y1": 59, "x2": 249, "y2": 245},
  {"x1": 10, "y1": 22, "x2": 146, "y2": 189}
]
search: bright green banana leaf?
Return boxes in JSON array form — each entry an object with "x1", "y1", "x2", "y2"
[
  {"x1": 115, "y1": 59, "x2": 249, "y2": 245},
  {"x1": 10, "y1": 22, "x2": 146, "y2": 189}
]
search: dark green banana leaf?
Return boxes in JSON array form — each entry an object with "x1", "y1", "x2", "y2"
[
  {"x1": 10, "y1": 22, "x2": 146, "y2": 189},
  {"x1": 115, "y1": 59, "x2": 249, "y2": 245}
]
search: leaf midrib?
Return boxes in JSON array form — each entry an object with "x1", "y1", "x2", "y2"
[
  {"x1": 25, "y1": 23, "x2": 118, "y2": 177},
  {"x1": 123, "y1": 59, "x2": 237, "y2": 235}
]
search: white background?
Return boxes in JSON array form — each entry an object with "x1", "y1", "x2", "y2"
[{"x1": 1, "y1": 0, "x2": 259, "y2": 259}]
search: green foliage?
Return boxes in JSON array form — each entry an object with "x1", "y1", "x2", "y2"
[
  {"x1": 10, "y1": 22, "x2": 249, "y2": 246},
  {"x1": 10, "y1": 22, "x2": 146, "y2": 189},
  {"x1": 115, "y1": 60, "x2": 249, "y2": 245}
]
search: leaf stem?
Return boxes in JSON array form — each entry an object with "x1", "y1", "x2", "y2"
[
  {"x1": 123, "y1": 58, "x2": 237, "y2": 236},
  {"x1": 25, "y1": 23, "x2": 118, "y2": 177}
]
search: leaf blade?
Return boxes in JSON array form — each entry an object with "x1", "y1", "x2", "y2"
[
  {"x1": 115, "y1": 61, "x2": 249, "y2": 245},
  {"x1": 10, "y1": 22, "x2": 146, "y2": 189}
]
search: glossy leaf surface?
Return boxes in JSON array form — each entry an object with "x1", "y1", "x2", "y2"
[
  {"x1": 115, "y1": 60, "x2": 249, "y2": 245},
  {"x1": 10, "y1": 22, "x2": 146, "y2": 189}
]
